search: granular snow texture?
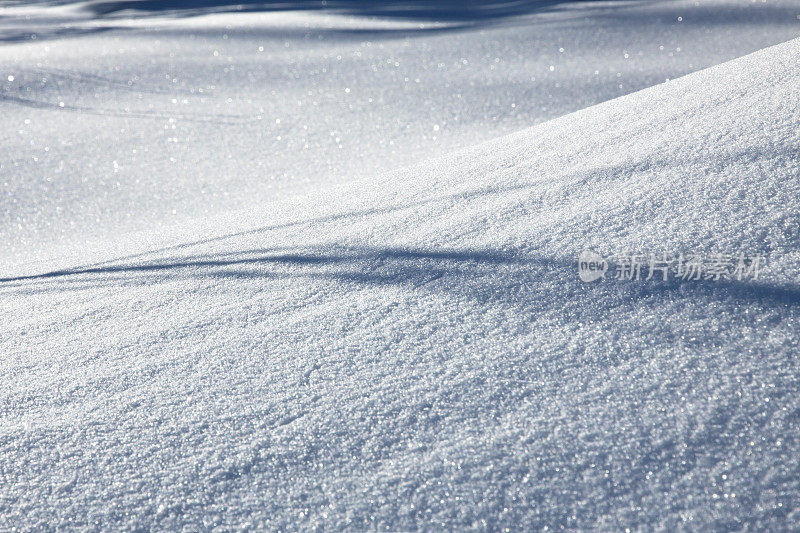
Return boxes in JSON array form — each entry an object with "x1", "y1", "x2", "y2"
[{"x1": 2, "y1": 2, "x2": 800, "y2": 530}]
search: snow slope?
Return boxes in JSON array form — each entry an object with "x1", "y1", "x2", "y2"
[
  {"x1": 2, "y1": 32, "x2": 800, "y2": 530},
  {"x1": 2, "y1": 0, "x2": 800, "y2": 273}
]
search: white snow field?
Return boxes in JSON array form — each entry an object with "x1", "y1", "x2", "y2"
[
  {"x1": 2, "y1": 1, "x2": 800, "y2": 530},
  {"x1": 3, "y1": 0, "x2": 800, "y2": 272}
]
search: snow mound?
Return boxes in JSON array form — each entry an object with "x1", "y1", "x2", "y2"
[{"x1": 2, "y1": 38, "x2": 800, "y2": 529}]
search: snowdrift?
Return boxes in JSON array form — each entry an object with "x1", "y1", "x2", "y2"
[
  {"x1": 2, "y1": 37, "x2": 800, "y2": 530},
  {"x1": 5, "y1": 0, "x2": 800, "y2": 275}
]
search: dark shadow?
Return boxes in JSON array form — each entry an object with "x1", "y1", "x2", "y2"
[
  {"x1": 2, "y1": 245, "x2": 799, "y2": 316},
  {"x1": 0, "y1": 0, "x2": 649, "y2": 47},
  {"x1": 0, "y1": 246, "x2": 529, "y2": 284},
  {"x1": 3, "y1": 0, "x2": 795, "y2": 45},
  {"x1": 0, "y1": 0, "x2": 651, "y2": 27},
  {"x1": 84, "y1": 0, "x2": 609, "y2": 21}
]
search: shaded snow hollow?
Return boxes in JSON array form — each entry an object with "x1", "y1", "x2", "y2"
[{"x1": 3, "y1": 33, "x2": 800, "y2": 533}]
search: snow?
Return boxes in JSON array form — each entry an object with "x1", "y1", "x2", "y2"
[
  {"x1": 2, "y1": 1, "x2": 800, "y2": 530},
  {"x1": 3, "y1": 0, "x2": 800, "y2": 271}
]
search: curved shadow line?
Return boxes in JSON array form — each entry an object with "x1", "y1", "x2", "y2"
[{"x1": 2, "y1": 246, "x2": 799, "y2": 312}]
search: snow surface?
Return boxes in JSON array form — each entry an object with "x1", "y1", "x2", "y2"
[
  {"x1": 2, "y1": 1, "x2": 800, "y2": 530},
  {"x1": 3, "y1": 0, "x2": 800, "y2": 272}
]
